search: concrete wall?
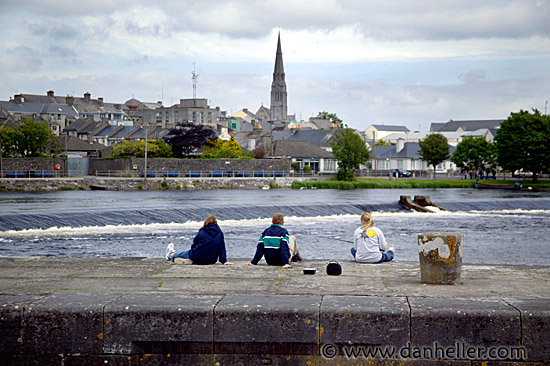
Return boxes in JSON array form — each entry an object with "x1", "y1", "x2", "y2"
[
  {"x1": 1, "y1": 157, "x2": 290, "y2": 176},
  {"x1": 1, "y1": 292, "x2": 546, "y2": 364},
  {"x1": 0, "y1": 157, "x2": 66, "y2": 172},
  {"x1": 0, "y1": 176, "x2": 310, "y2": 191},
  {"x1": 90, "y1": 157, "x2": 291, "y2": 174}
]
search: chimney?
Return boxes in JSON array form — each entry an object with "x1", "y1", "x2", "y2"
[
  {"x1": 47, "y1": 90, "x2": 54, "y2": 97},
  {"x1": 84, "y1": 92, "x2": 91, "y2": 103},
  {"x1": 66, "y1": 95, "x2": 74, "y2": 106},
  {"x1": 98, "y1": 97, "x2": 104, "y2": 106},
  {"x1": 397, "y1": 138, "x2": 405, "y2": 153}
]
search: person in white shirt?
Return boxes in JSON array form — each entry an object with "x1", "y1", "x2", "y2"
[{"x1": 351, "y1": 212, "x2": 394, "y2": 263}]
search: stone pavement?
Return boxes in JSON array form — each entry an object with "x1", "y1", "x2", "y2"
[{"x1": 1, "y1": 257, "x2": 549, "y2": 365}]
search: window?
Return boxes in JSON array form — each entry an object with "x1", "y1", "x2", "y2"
[
  {"x1": 325, "y1": 159, "x2": 337, "y2": 171},
  {"x1": 192, "y1": 112, "x2": 196, "y2": 122},
  {"x1": 397, "y1": 159, "x2": 403, "y2": 169},
  {"x1": 378, "y1": 160, "x2": 389, "y2": 170},
  {"x1": 200, "y1": 112, "x2": 204, "y2": 123},
  {"x1": 412, "y1": 160, "x2": 423, "y2": 170},
  {"x1": 174, "y1": 111, "x2": 178, "y2": 122}
]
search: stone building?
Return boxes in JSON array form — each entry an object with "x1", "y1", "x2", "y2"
[{"x1": 270, "y1": 33, "x2": 288, "y2": 122}]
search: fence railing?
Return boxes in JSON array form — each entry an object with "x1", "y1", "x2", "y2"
[
  {"x1": 93, "y1": 170, "x2": 319, "y2": 178},
  {"x1": 0, "y1": 170, "x2": 83, "y2": 178}
]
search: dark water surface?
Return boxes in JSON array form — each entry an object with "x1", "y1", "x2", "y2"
[{"x1": 1, "y1": 189, "x2": 549, "y2": 265}]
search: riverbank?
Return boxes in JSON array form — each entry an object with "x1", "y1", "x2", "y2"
[
  {"x1": 292, "y1": 178, "x2": 550, "y2": 190},
  {"x1": 0, "y1": 176, "x2": 315, "y2": 191},
  {"x1": 1, "y1": 257, "x2": 548, "y2": 364},
  {"x1": 2, "y1": 175, "x2": 549, "y2": 191}
]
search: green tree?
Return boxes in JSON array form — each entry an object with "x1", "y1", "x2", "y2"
[
  {"x1": 316, "y1": 111, "x2": 342, "y2": 126},
  {"x1": 374, "y1": 139, "x2": 389, "y2": 146},
  {"x1": 419, "y1": 133, "x2": 450, "y2": 181},
  {"x1": 164, "y1": 121, "x2": 216, "y2": 158},
  {"x1": 329, "y1": 118, "x2": 370, "y2": 181},
  {"x1": 494, "y1": 109, "x2": 550, "y2": 183},
  {"x1": 203, "y1": 136, "x2": 242, "y2": 158},
  {"x1": 0, "y1": 117, "x2": 56, "y2": 157},
  {"x1": 451, "y1": 136, "x2": 497, "y2": 179},
  {"x1": 111, "y1": 139, "x2": 173, "y2": 158}
]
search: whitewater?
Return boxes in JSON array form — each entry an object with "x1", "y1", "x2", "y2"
[{"x1": 1, "y1": 188, "x2": 549, "y2": 264}]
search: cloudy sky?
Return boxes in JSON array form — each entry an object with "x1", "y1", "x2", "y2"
[{"x1": 1, "y1": 0, "x2": 549, "y2": 131}]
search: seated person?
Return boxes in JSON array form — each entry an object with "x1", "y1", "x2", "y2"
[
  {"x1": 166, "y1": 215, "x2": 234, "y2": 265},
  {"x1": 351, "y1": 212, "x2": 394, "y2": 263},
  {"x1": 243, "y1": 213, "x2": 301, "y2": 268}
]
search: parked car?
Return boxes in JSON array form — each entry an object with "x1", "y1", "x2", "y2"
[
  {"x1": 388, "y1": 169, "x2": 412, "y2": 178},
  {"x1": 513, "y1": 170, "x2": 533, "y2": 178}
]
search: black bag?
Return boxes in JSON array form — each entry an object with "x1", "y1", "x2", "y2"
[{"x1": 326, "y1": 260, "x2": 342, "y2": 276}]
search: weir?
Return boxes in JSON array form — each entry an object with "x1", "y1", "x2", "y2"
[
  {"x1": 0, "y1": 257, "x2": 548, "y2": 364},
  {"x1": 2, "y1": 197, "x2": 549, "y2": 232}
]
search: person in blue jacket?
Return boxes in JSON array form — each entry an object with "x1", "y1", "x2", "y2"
[
  {"x1": 243, "y1": 213, "x2": 301, "y2": 268},
  {"x1": 165, "y1": 215, "x2": 234, "y2": 265}
]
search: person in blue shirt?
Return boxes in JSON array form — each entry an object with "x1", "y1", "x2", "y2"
[
  {"x1": 165, "y1": 215, "x2": 234, "y2": 265},
  {"x1": 243, "y1": 213, "x2": 301, "y2": 268}
]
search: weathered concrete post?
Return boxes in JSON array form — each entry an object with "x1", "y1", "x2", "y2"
[{"x1": 417, "y1": 232, "x2": 463, "y2": 285}]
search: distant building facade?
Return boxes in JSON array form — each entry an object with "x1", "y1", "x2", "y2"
[{"x1": 127, "y1": 98, "x2": 220, "y2": 130}]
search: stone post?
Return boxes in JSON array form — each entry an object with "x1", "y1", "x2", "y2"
[{"x1": 417, "y1": 232, "x2": 463, "y2": 285}]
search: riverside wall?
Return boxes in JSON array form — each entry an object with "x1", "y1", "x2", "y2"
[
  {"x1": 1, "y1": 258, "x2": 549, "y2": 365},
  {"x1": 0, "y1": 176, "x2": 311, "y2": 191}
]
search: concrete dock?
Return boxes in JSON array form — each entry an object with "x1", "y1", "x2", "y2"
[{"x1": 1, "y1": 257, "x2": 549, "y2": 365}]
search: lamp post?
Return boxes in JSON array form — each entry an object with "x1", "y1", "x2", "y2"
[
  {"x1": 144, "y1": 123, "x2": 148, "y2": 189},
  {"x1": 0, "y1": 141, "x2": 3, "y2": 178}
]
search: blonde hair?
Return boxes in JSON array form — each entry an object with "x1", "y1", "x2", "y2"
[
  {"x1": 360, "y1": 212, "x2": 374, "y2": 231},
  {"x1": 201, "y1": 215, "x2": 217, "y2": 230},
  {"x1": 272, "y1": 213, "x2": 284, "y2": 225}
]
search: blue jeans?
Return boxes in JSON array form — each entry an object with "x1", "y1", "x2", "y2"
[
  {"x1": 172, "y1": 250, "x2": 190, "y2": 262},
  {"x1": 351, "y1": 248, "x2": 394, "y2": 263}
]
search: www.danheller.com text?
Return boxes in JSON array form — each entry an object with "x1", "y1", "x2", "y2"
[{"x1": 320, "y1": 342, "x2": 527, "y2": 360}]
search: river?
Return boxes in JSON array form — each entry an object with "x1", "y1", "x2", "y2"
[{"x1": 0, "y1": 188, "x2": 549, "y2": 265}]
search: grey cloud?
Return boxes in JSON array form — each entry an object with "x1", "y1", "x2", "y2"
[
  {"x1": 127, "y1": 55, "x2": 149, "y2": 65},
  {"x1": 459, "y1": 69, "x2": 488, "y2": 84},
  {"x1": 27, "y1": 21, "x2": 79, "y2": 40},
  {"x1": 7, "y1": 0, "x2": 134, "y2": 17},
  {"x1": 124, "y1": 20, "x2": 171, "y2": 37},
  {"x1": 49, "y1": 23, "x2": 79, "y2": 39},
  {"x1": 48, "y1": 45, "x2": 77, "y2": 58},
  {"x1": 0, "y1": 46, "x2": 43, "y2": 72},
  {"x1": 9, "y1": 0, "x2": 550, "y2": 41}
]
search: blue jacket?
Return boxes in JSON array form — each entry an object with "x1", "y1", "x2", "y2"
[
  {"x1": 188, "y1": 224, "x2": 228, "y2": 265},
  {"x1": 250, "y1": 224, "x2": 290, "y2": 266}
]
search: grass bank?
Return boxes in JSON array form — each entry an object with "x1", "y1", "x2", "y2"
[{"x1": 291, "y1": 178, "x2": 550, "y2": 190}]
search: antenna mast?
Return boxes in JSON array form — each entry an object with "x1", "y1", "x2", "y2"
[{"x1": 192, "y1": 63, "x2": 199, "y2": 99}]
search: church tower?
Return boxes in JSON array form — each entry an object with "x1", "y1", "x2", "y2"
[{"x1": 270, "y1": 32, "x2": 287, "y2": 122}]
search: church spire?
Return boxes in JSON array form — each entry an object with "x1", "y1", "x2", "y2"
[
  {"x1": 270, "y1": 31, "x2": 287, "y2": 122},
  {"x1": 274, "y1": 32, "x2": 284, "y2": 75}
]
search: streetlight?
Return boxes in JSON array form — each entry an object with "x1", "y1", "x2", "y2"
[{"x1": 144, "y1": 123, "x2": 148, "y2": 189}]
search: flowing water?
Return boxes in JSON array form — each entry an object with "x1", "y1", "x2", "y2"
[{"x1": 0, "y1": 188, "x2": 549, "y2": 265}]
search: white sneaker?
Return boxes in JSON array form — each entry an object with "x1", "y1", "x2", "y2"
[
  {"x1": 165, "y1": 243, "x2": 175, "y2": 260},
  {"x1": 388, "y1": 244, "x2": 395, "y2": 253}
]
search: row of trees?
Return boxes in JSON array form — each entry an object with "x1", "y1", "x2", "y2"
[
  {"x1": 418, "y1": 109, "x2": 549, "y2": 183},
  {"x1": 325, "y1": 109, "x2": 549, "y2": 182}
]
